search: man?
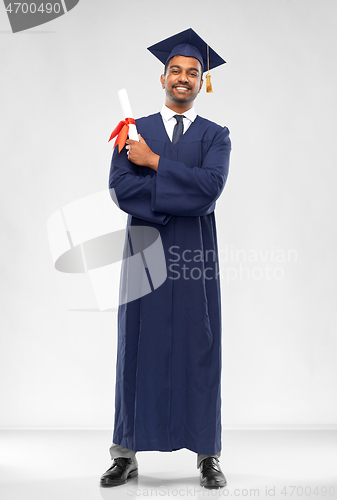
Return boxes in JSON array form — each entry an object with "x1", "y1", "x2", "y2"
[{"x1": 100, "y1": 28, "x2": 231, "y2": 489}]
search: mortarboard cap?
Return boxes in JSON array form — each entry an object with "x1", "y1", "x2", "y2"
[{"x1": 147, "y1": 28, "x2": 226, "y2": 92}]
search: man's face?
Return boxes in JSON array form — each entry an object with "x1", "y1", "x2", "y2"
[{"x1": 160, "y1": 55, "x2": 203, "y2": 105}]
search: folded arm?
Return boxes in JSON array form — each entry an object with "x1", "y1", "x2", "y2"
[{"x1": 109, "y1": 126, "x2": 231, "y2": 221}]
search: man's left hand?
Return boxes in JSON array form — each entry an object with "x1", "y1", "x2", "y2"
[{"x1": 126, "y1": 135, "x2": 159, "y2": 171}]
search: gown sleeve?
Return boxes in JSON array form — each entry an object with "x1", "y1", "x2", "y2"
[
  {"x1": 109, "y1": 144, "x2": 172, "y2": 226},
  {"x1": 152, "y1": 126, "x2": 231, "y2": 217}
]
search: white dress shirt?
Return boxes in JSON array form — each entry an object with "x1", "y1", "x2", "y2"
[{"x1": 160, "y1": 104, "x2": 197, "y2": 142}]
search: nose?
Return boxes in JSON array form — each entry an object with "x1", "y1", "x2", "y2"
[{"x1": 178, "y1": 71, "x2": 188, "y2": 82}]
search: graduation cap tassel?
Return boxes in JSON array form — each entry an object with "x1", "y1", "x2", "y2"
[
  {"x1": 206, "y1": 73, "x2": 213, "y2": 93},
  {"x1": 206, "y1": 44, "x2": 213, "y2": 93}
]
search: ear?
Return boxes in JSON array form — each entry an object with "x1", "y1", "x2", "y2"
[
  {"x1": 160, "y1": 74, "x2": 165, "y2": 89},
  {"x1": 198, "y1": 78, "x2": 204, "y2": 93}
]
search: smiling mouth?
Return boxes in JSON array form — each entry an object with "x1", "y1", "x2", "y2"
[{"x1": 174, "y1": 86, "x2": 191, "y2": 91}]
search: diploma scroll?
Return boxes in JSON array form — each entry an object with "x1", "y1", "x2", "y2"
[{"x1": 117, "y1": 88, "x2": 139, "y2": 142}]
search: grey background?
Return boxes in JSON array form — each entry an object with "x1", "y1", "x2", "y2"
[{"x1": 0, "y1": 0, "x2": 336, "y2": 428}]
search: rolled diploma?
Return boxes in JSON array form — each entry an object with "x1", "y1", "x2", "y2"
[{"x1": 117, "y1": 88, "x2": 139, "y2": 141}]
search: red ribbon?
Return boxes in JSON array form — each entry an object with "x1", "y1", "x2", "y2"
[{"x1": 108, "y1": 117, "x2": 136, "y2": 153}]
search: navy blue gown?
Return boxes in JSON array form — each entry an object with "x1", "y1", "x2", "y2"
[{"x1": 109, "y1": 112, "x2": 231, "y2": 456}]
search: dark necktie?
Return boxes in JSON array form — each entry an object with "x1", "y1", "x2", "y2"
[{"x1": 172, "y1": 114, "x2": 185, "y2": 144}]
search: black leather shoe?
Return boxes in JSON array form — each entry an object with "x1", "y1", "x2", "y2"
[
  {"x1": 100, "y1": 457, "x2": 138, "y2": 487},
  {"x1": 199, "y1": 457, "x2": 227, "y2": 488}
]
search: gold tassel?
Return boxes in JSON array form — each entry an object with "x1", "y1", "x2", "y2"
[
  {"x1": 206, "y1": 73, "x2": 213, "y2": 93},
  {"x1": 206, "y1": 44, "x2": 213, "y2": 93}
]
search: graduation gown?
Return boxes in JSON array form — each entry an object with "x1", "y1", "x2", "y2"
[{"x1": 109, "y1": 112, "x2": 231, "y2": 455}]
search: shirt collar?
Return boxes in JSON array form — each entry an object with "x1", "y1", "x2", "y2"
[{"x1": 161, "y1": 104, "x2": 197, "y2": 123}]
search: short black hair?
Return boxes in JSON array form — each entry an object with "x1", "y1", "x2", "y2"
[{"x1": 164, "y1": 57, "x2": 173, "y2": 75}]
